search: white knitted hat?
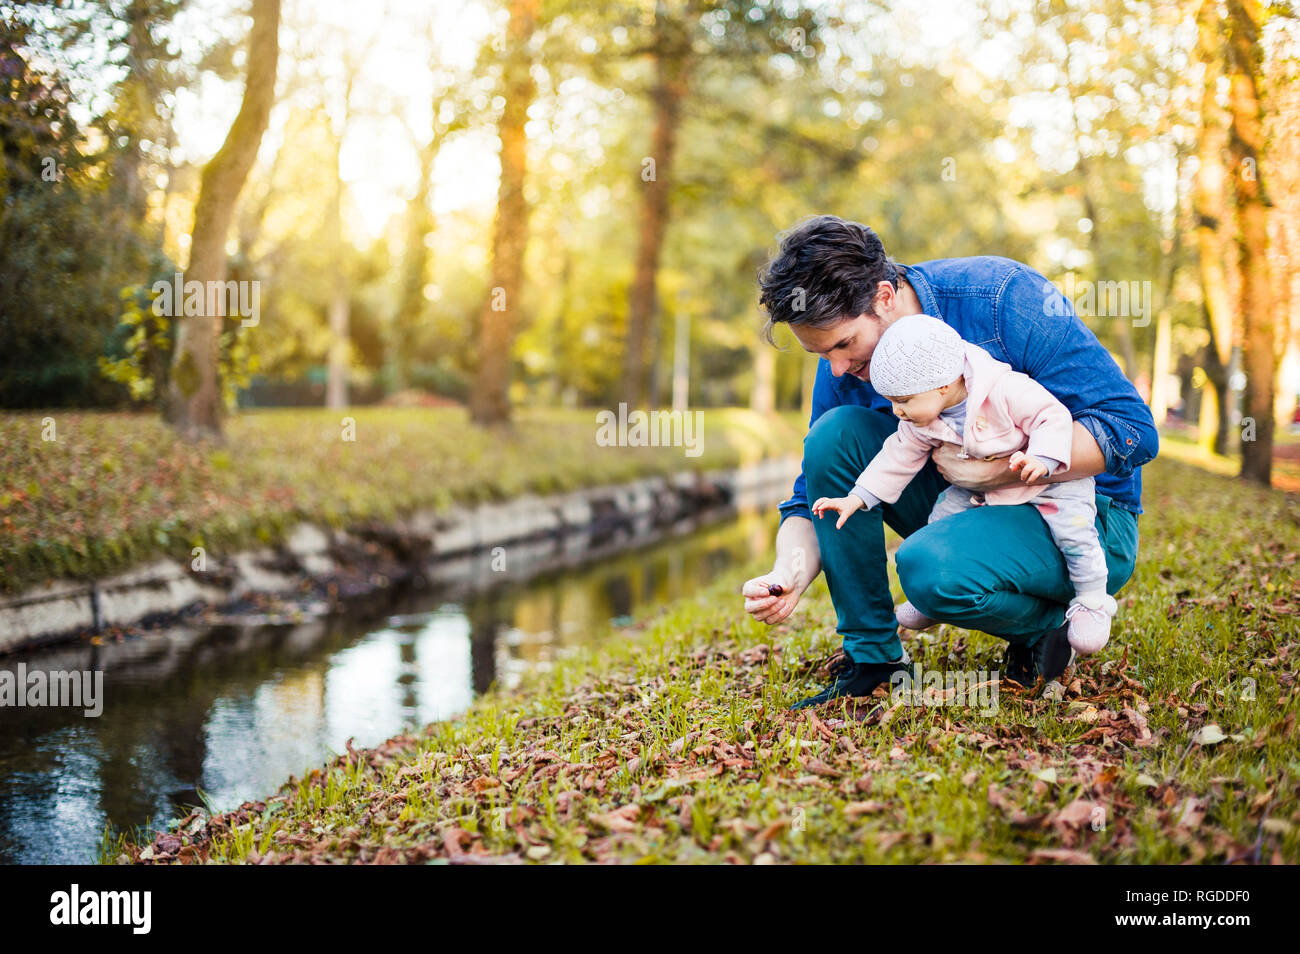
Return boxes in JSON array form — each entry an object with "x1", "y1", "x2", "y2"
[{"x1": 868, "y1": 313, "x2": 965, "y2": 396}]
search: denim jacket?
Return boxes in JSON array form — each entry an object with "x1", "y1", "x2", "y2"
[{"x1": 778, "y1": 256, "x2": 1158, "y2": 523}]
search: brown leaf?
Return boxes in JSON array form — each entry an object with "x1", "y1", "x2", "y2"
[
  {"x1": 1175, "y1": 797, "x2": 1205, "y2": 830},
  {"x1": 1121, "y1": 707, "x2": 1154, "y2": 746},
  {"x1": 155, "y1": 833, "x2": 182, "y2": 855},
  {"x1": 590, "y1": 804, "x2": 641, "y2": 832},
  {"x1": 442, "y1": 826, "x2": 472, "y2": 856},
  {"x1": 668, "y1": 734, "x2": 696, "y2": 756},
  {"x1": 756, "y1": 819, "x2": 788, "y2": 842},
  {"x1": 801, "y1": 757, "x2": 842, "y2": 778},
  {"x1": 1054, "y1": 798, "x2": 1100, "y2": 830}
]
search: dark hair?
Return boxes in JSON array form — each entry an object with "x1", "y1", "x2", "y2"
[{"x1": 757, "y1": 215, "x2": 901, "y2": 346}]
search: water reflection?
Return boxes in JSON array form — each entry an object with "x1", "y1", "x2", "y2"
[{"x1": 0, "y1": 502, "x2": 782, "y2": 864}]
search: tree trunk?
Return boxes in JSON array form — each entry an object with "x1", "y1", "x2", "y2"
[
  {"x1": 621, "y1": 9, "x2": 689, "y2": 409},
  {"x1": 1226, "y1": 0, "x2": 1275, "y2": 485},
  {"x1": 1265, "y1": 24, "x2": 1299, "y2": 428},
  {"x1": 1194, "y1": 0, "x2": 1239, "y2": 455},
  {"x1": 1200, "y1": 309, "x2": 1234, "y2": 451},
  {"x1": 671, "y1": 298, "x2": 690, "y2": 413},
  {"x1": 326, "y1": 292, "x2": 349, "y2": 409},
  {"x1": 1150, "y1": 308, "x2": 1173, "y2": 426},
  {"x1": 1082, "y1": 195, "x2": 1137, "y2": 381},
  {"x1": 325, "y1": 130, "x2": 349, "y2": 410},
  {"x1": 469, "y1": 0, "x2": 538, "y2": 427},
  {"x1": 324, "y1": 62, "x2": 360, "y2": 411},
  {"x1": 166, "y1": 0, "x2": 280, "y2": 441},
  {"x1": 394, "y1": 133, "x2": 438, "y2": 396},
  {"x1": 1149, "y1": 219, "x2": 1184, "y2": 427}
]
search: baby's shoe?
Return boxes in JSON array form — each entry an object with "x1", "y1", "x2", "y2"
[
  {"x1": 895, "y1": 600, "x2": 938, "y2": 631},
  {"x1": 1065, "y1": 592, "x2": 1118, "y2": 655}
]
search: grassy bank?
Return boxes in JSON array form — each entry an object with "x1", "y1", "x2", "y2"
[
  {"x1": 0, "y1": 406, "x2": 804, "y2": 593},
  {"x1": 116, "y1": 455, "x2": 1299, "y2": 864}
]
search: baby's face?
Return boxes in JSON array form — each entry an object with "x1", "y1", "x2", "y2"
[{"x1": 886, "y1": 388, "x2": 950, "y2": 426}]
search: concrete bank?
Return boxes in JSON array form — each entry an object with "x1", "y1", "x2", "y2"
[{"x1": 0, "y1": 455, "x2": 800, "y2": 654}]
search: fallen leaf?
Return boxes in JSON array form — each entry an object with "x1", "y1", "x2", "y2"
[
  {"x1": 1054, "y1": 798, "x2": 1099, "y2": 830},
  {"x1": 1176, "y1": 797, "x2": 1205, "y2": 829},
  {"x1": 589, "y1": 804, "x2": 641, "y2": 832},
  {"x1": 756, "y1": 819, "x2": 788, "y2": 842},
  {"x1": 1192, "y1": 724, "x2": 1227, "y2": 745}
]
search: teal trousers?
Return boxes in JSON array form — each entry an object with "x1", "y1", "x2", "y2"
[{"x1": 803, "y1": 406, "x2": 1140, "y2": 664}]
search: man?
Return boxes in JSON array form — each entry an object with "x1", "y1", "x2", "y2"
[{"x1": 740, "y1": 215, "x2": 1157, "y2": 710}]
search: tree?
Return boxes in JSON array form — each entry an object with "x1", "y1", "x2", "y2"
[
  {"x1": 2, "y1": 1, "x2": 192, "y2": 408},
  {"x1": 393, "y1": 15, "x2": 474, "y2": 396},
  {"x1": 0, "y1": 18, "x2": 123, "y2": 407},
  {"x1": 1264, "y1": 15, "x2": 1300, "y2": 429},
  {"x1": 621, "y1": 2, "x2": 691, "y2": 409},
  {"x1": 1225, "y1": 0, "x2": 1276, "y2": 484},
  {"x1": 615, "y1": 0, "x2": 824, "y2": 408},
  {"x1": 322, "y1": 41, "x2": 369, "y2": 411},
  {"x1": 470, "y1": 0, "x2": 540, "y2": 426},
  {"x1": 165, "y1": 0, "x2": 281, "y2": 441},
  {"x1": 1193, "y1": 0, "x2": 1239, "y2": 455}
]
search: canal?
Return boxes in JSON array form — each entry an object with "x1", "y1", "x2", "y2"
[{"x1": 0, "y1": 496, "x2": 784, "y2": 864}]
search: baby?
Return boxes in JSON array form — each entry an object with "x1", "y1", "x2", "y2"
[{"x1": 811, "y1": 313, "x2": 1117, "y2": 656}]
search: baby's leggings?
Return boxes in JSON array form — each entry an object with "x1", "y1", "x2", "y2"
[{"x1": 928, "y1": 477, "x2": 1110, "y2": 597}]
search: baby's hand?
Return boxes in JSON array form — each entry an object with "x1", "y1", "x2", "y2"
[
  {"x1": 811, "y1": 495, "x2": 865, "y2": 529},
  {"x1": 1009, "y1": 451, "x2": 1048, "y2": 483}
]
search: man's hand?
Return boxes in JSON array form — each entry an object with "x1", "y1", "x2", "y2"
[
  {"x1": 930, "y1": 443, "x2": 1020, "y2": 492},
  {"x1": 743, "y1": 515, "x2": 822, "y2": 627},
  {"x1": 811, "y1": 494, "x2": 865, "y2": 529},
  {"x1": 1008, "y1": 451, "x2": 1049, "y2": 483},
  {"x1": 934, "y1": 423, "x2": 1104, "y2": 489},
  {"x1": 741, "y1": 571, "x2": 798, "y2": 625}
]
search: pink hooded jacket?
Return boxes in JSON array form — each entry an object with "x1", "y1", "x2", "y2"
[{"x1": 854, "y1": 341, "x2": 1075, "y2": 507}]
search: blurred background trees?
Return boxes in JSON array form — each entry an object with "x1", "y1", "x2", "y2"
[{"x1": 1, "y1": 0, "x2": 1297, "y2": 482}]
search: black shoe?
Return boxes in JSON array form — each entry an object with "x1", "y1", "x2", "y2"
[
  {"x1": 1000, "y1": 641, "x2": 1036, "y2": 686},
  {"x1": 1001, "y1": 620, "x2": 1075, "y2": 687},
  {"x1": 790, "y1": 655, "x2": 910, "y2": 710}
]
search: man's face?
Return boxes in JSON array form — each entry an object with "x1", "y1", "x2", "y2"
[{"x1": 789, "y1": 313, "x2": 888, "y2": 382}]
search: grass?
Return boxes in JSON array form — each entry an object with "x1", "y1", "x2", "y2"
[
  {"x1": 117, "y1": 453, "x2": 1300, "y2": 865},
  {"x1": 0, "y1": 406, "x2": 805, "y2": 593},
  {"x1": 1157, "y1": 423, "x2": 1300, "y2": 490}
]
